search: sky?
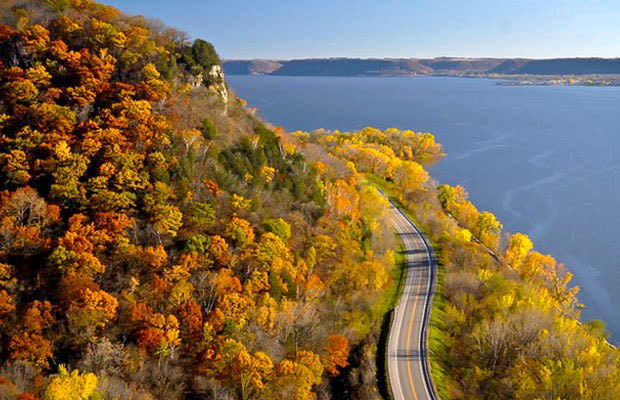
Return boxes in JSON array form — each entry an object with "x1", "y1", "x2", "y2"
[{"x1": 99, "y1": 0, "x2": 620, "y2": 60}]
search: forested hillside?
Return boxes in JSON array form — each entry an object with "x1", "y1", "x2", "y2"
[
  {"x1": 299, "y1": 127, "x2": 620, "y2": 399},
  {"x1": 0, "y1": 1, "x2": 422, "y2": 399}
]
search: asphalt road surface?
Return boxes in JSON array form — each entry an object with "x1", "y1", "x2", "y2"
[{"x1": 387, "y1": 200, "x2": 439, "y2": 400}]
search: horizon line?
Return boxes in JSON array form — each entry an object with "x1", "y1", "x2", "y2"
[{"x1": 222, "y1": 56, "x2": 620, "y2": 62}]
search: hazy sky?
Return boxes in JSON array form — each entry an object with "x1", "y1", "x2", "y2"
[{"x1": 100, "y1": 0, "x2": 619, "y2": 59}]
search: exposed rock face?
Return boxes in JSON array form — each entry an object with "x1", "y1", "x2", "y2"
[
  {"x1": 207, "y1": 65, "x2": 228, "y2": 105},
  {"x1": 188, "y1": 72, "x2": 204, "y2": 89},
  {"x1": 185, "y1": 65, "x2": 228, "y2": 106}
]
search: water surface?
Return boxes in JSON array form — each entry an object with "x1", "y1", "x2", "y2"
[{"x1": 228, "y1": 75, "x2": 620, "y2": 341}]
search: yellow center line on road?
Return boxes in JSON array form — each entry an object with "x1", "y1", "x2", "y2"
[{"x1": 405, "y1": 222, "x2": 421, "y2": 400}]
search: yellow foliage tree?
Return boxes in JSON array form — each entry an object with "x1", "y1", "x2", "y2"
[
  {"x1": 43, "y1": 365, "x2": 98, "y2": 400},
  {"x1": 505, "y1": 233, "x2": 533, "y2": 268}
]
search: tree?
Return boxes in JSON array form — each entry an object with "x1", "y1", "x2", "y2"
[
  {"x1": 322, "y1": 334, "x2": 349, "y2": 376},
  {"x1": 151, "y1": 204, "x2": 183, "y2": 238},
  {"x1": 43, "y1": 365, "x2": 98, "y2": 400},
  {"x1": 179, "y1": 300, "x2": 203, "y2": 339},
  {"x1": 209, "y1": 235, "x2": 230, "y2": 266},
  {"x1": 1, "y1": 150, "x2": 31, "y2": 184},
  {"x1": 520, "y1": 251, "x2": 556, "y2": 279},
  {"x1": 393, "y1": 160, "x2": 429, "y2": 193},
  {"x1": 185, "y1": 202, "x2": 216, "y2": 227},
  {"x1": 23, "y1": 300, "x2": 54, "y2": 334},
  {"x1": 203, "y1": 179, "x2": 221, "y2": 196},
  {"x1": 8, "y1": 332, "x2": 53, "y2": 368},
  {"x1": 0, "y1": 289, "x2": 15, "y2": 323},
  {"x1": 218, "y1": 292, "x2": 252, "y2": 329},
  {"x1": 184, "y1": 39, "x2": 220, "y2": 76},
  {"x1": 268, "y1": 352, "x2": 323, "y2": 400},
  {"x1": 199, "y1": 117, "x2": 217, "y2": 139},
  {"x1": 130, "y1": 305, "x2": 181, "y2": 356},
  {"x1": 327, "y1": 178, "x2": 360, "y2": 220},
  {"x1": 505, "y1": 233, "x2": 533, "y2": 269},
  {"x1": 226, "y1": 217, "x2": 255, "y2": 247},
  {"x1": 215, "y1": 339, "x2": 274, "y2": 399},
  {"x1": 259, "y1": 165, "x2": 276, "y2": 183},
  {"x1": 68, "y1": 288, "x2": 118, "y2": 330},
  {"x1": 262, "y1": 218, "x2": 291, "y2": 242},
  {"x1": 474, "y1": 211, "x2": 502, "y2": 250}
]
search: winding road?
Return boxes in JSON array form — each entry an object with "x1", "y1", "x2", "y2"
[{"x1": 386, "y1": 199, "x2": 439, "y2": 400}]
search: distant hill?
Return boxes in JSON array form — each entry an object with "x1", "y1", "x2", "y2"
[
  {"x1": 489, "y1": 58, "x2": 620, "y2": 75},
  {"x1": 486, "y1": 59, "x2": 530, "y2": 74},
  {"x1": 222, "y1": 59, "x2": 283, "y2": 75},
  {"x1": 269, "y1": 58, "x2": 431, "y2": 76},
  {"x1": 418, "y1": 57, "x2": 505, "y2": 73},
  {"x1": 224, "y1": 57, "x2": 620, "y2": 77}
]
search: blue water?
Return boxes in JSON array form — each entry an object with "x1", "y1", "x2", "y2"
[{"x1": 227, "y1": 75, "x2": 620, "y2": 341}]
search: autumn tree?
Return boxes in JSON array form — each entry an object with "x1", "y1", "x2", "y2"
[
  {"x1": 8, "y1": 332, "x2": 53, "y2": 368},
  {"x1": 43, "y1": 365, "x2": 98, "y2": 400},
  {"x1": 504, "y1": 233, "x2": 533, "y2": 269},
  {"x1": 322, "y1": 334, "x2": 349, "y2": 376},
  {"x1": 393, "y1": 160, "x2": 429, "y2": 194}
]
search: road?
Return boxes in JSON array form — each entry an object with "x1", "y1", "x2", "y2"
[{"x1": 386, "y1": 199, "x2": 439, "y2": 400}]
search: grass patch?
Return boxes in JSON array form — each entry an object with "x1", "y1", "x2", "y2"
[
  {"x1": 385, "y1": 240, "x2": 407, "y2": 310},
  {"x1": 427, "y1": 255, "x2": 449, "y2": 399},
  {"x1": 364, "y1": 174, "x2": 449, "y2": 399}
]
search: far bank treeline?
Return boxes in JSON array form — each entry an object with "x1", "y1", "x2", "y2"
[
  {"x1": 223, "y1": 57, "x2": 620, "y2": 77},
  {"x1": 296, "y1": 126, "x2": 620, "y2": 399}
]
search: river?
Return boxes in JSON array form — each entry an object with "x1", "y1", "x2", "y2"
[{"x1": 228, "y1": 75, "x2": 620, "y2": 341}]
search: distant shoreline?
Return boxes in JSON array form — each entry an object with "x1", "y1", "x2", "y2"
[
  {"x1": 223, "y1": 57, "x2": 620, "y2": 86},
  {"x1": 229, "y1": 72, "x2": 620, "y2": 87}
]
